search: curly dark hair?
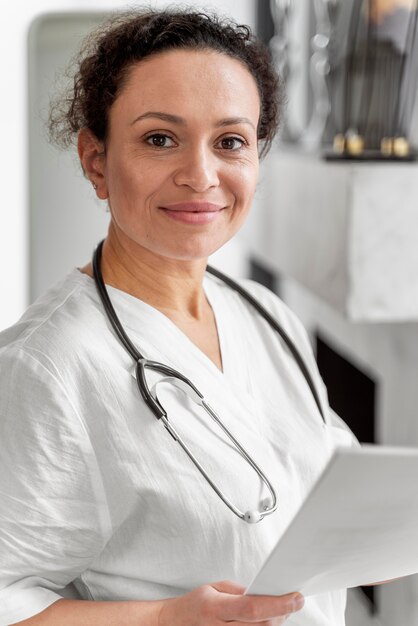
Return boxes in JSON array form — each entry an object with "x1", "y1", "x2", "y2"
[{"x1": 48, "y1": 7, "x2": 282, "y2": 158}]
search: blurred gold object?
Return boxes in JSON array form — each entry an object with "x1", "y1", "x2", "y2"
[
  {"x1": 380, "y1": 137, "x2": 394, "y2": 156},
  {"x1": 346, "y1": 133, "x2": 365, "y2": 156},
  {"x1": 393, "y1": 136, "x2": 410, "y2": 157},
  {"x1": 333, "y1": 134, "x2": 346, "y2": 154}
]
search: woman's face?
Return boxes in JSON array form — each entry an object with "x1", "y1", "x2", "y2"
[{"x1": 97, "y1": 49, "x2": 260, "y2": 262}]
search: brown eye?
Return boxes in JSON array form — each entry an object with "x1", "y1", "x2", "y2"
[
  {"x1": 146, "y1": 134, "x2": 175, "y2": 148},
  {"x1": 219, "y1": 136, "x2": 245, "y2": 151}
]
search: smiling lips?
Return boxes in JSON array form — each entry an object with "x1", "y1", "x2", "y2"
[{"x1": 159, "y1": 202, "x2": 226, "y2": 224}]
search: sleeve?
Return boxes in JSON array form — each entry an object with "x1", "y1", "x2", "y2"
[
  {"x1": 327, "y1": 406, "x2": 360, "y2": 449},
  {"x1": 0, "y1": 346, "x2": 112, "y2": 625}
]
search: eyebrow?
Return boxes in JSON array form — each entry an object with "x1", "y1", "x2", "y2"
[{"x1": 130, "y1": 111, "x2": 255, "y2": 130}]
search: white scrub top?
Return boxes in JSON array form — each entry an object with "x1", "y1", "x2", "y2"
[{"x1": 0, "y1": 269, "x2": 355, "y2": 625}]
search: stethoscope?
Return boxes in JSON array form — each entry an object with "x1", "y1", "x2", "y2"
[{"x1": 92, "y1": 240, "x2": 326, "y2": 524}]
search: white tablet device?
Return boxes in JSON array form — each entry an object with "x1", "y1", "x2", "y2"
[{"x1": 246, "y1": 445, "x2": 418, "y2": 597}]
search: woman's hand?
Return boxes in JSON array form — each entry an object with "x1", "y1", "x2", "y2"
[{"x1": 158, "y1": 580, "x2": 304, "y2": 625}]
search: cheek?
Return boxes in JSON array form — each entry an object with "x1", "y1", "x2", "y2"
[
  {"x1": 231, "y1": 163, "x2": 259, "y2": 206},
  {"x1": 105, "y1": 155, "x2": 152, "y2": 206}
]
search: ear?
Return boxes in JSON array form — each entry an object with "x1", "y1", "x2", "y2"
[{"x1": 77, "y1": 128, "x2": 108, "y2": 199}]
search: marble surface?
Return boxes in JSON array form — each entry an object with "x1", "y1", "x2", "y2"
[{"x1": 245, "y1": 150, "x2": 418, "y2": 321}]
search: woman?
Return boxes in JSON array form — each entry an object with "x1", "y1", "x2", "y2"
[{"x1": 0, "y1": 8, "x2": 355, "y2": 625}]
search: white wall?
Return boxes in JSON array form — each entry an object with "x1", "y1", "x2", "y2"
[{"x1": 1, "y1": 0, "x2": 256, "y2": 329}]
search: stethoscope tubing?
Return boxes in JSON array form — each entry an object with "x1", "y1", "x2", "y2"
[
  {"x1": 92, "y1": 240, "x2": 325, "y2": 523},
  {"x1": 158, "y1": 398, "x2": 277, "y2": 520},
  {"x1": 93, "y1": 240, "x2": 325, "y2": 423},
  {"x1": 205, "y1": 264, "x2": 326, "y2": 423}
]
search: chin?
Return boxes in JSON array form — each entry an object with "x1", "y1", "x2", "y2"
[{"x1": 157, "y1": 241, "x2": 228, "y2": 262}]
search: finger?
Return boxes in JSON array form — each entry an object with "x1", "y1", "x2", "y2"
[{"x1": 220, "y1": 592, "x2": 304, "y2": 622}]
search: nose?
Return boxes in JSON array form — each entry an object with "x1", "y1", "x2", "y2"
[{"x1": 173, "y1": 144, "x2": 220, "y2": 192}]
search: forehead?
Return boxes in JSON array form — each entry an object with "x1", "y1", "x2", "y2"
[{"x1": 111, "y1": 49, "x2": 260, "y2": 124}]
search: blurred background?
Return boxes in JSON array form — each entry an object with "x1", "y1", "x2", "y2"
[{"x1": 2, "y1": 0, "x2": 418, "y2": 624}]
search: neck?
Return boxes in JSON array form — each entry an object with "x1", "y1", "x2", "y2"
[{"x1": 84, "y1": 228, "x2": 210, "y2": 320}]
